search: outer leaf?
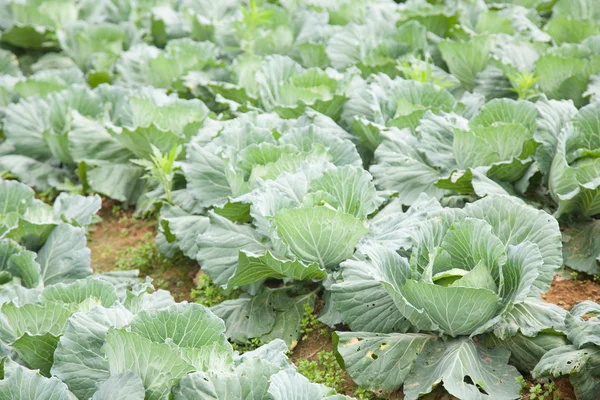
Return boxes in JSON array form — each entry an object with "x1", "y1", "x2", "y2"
[
  {"x1": 533, "y1": 345, "x2": 600, "y2": 400},
  {"x1": 91, "y1": 372, "x2": 145, "y2": 400},
  {"x1": 210, "y1": 293, "x2": 277, "y2": 343},
  {"x1": 158, "y1": 205, "x2": 210, "y2": 259},
  {"x1": 493, "y1": 298, "x2": 567, "y2": 340},
  {"x1": 534, "y1": 96, "x2": 578, "y2": 180},
  {"x1": 173, "y1": 358, "x2": 278, "y2": 400},
  {"x1": 268, "y1": 368, "x2": 341, "y2": 400},
  {"x1": 129, "y1": 303, "x2": 229, "y2": 350},
  {"x1": 482, "y1": 332, "x2": 568, "y2": 373},
  {"x1": 2, "y1": 302, "x2": 74, "y2": 375},
  {"x1": 40, "y1": 277, "x2": 118, "y2": 307},
  {"x1": 371, "y1": 128, "x2": 446, "y2": 205},
  {"x1": 227, "y1": 251, "x2": 326, "y2": 288},
  {"x1": 329, "y1": 244, "x2": 413, "y2": 333},
  {"x1": 404, "y1": 338, "x2": 521, "y2": 400},
  {"x1": 51, "y1": 304, "x2": 133, "y2": 400},
  {"x1": 333, "y1": 331, "x2": 433, "y2": 392},
  {"x1": 438, "y1": 36, "x2": 494, "y2": 90},
  {"x1": 37, "y1": 225, "x2": 91, "y2": 286},
  {"x1": 0, "y1": 363, "x2": 72, "y2": 400},
  {"x1": 562, "y1": 219, "x2": 600, "y2": 275},
  {"x1": 196, "y1": 212, "x2": 268, "y2": 287}
]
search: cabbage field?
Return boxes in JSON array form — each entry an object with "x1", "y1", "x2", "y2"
[{"x1": 1, "y1": 0, "x2": 600, "y2": 399}]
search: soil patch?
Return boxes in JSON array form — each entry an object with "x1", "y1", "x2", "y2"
[
  {"x1": 88, "y1": 199, "x2": 198, "y2": 301},
  {"x1": 543, "y1": 275, "x2": 600, "y2": 310}
]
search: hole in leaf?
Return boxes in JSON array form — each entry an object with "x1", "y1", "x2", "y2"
[{"x1": 464, "y1": 375, "x2": 489, "y2": 395}]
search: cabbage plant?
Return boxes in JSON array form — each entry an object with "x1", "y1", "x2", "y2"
[
  {"x1": 1, "y1": 85, "x2": 209, "y2": 204},
  {"x1": 370, "y1": 97, "x2": 538, "y2": 206},
  {"x1": 157, "y1": 110, "x2": 360, "y2": 258},
  {"x1": 0, "y1": 276, "x2": 351, "y2": 399},
  {"x1": 329, "y1": 196, "x2": 564, "y2": 399},
  {"x1": 0, "y1": 180, "x2": 100, "y2": 289},
  {"x1": 195, "y1": 162, "x2": 380, "y2": 347}
]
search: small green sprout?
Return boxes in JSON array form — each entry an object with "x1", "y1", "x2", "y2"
[{"x1": 131, "y1": 145, "x2": 181, "y2": 204}]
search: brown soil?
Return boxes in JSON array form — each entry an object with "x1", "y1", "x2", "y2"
[
  {"x1": 88, "y1": 199, "x2": 198, "y2": 302},
  {"x1": 543, "y1": 275, "x2": 600, "y2": 310},
  {"x1": 553, "y1": 377, "x2": 576, "y2": 400},
  {"x1": 88, "y1": 199, "x2": 156, "y2": 273}
]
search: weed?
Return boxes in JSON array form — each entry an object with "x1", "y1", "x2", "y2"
[
  {"x1": 518, "y1": 377, "x2": 559, "y2": 400},
  {"x1": 297, "y1": 351, "x2": 345, "y2": 393},
  {"x1": 190, "y1": 272, "x2": 239, "y2": 307},
  {"x1": 115, "y1": 235, "x2": 164, "y2": 276},
  {"x1": 231, "y1": 338, "x2": 264, "y2": 353},
  {"x1": 234, "y1": 0, "x2": 274, "y2": 53},
  {"x1": 131, "y1": 145, "x2": 181, "y2": 204},
  {"x1": 111, "y1": 205, "x2": 122, "y2": 217},
  {"x1": 300, "y1": 303, "x2": 330, "y2": 340},
  {"x1": 507, "y1": 70, "x2": 539, "y2": 100}
]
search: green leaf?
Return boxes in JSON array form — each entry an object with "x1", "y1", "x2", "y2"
[
  {"x1": 562, "y1": 220, "x2": 600, "y2": 275},
  {"x1": 441, "y1": 218, "x2": 506, "y2": 279},
  {"x1": 228, "y1": 251, "x2": 326, "y2": 288},
  {"x1": 482, "y1": 332, "x2": 568, "y2": 373},
  {"x1": 275, "y1": 206, "x2": 367, "y2": 269},
  {"x1": 182, "y1": 143, "x2": 231, "y2": 208},
  {"x1": 210, "y1": 293, "x2": 277, "y2": 343},
  {"x1": 2, "y1": 302, "x2": 74, "y2": 375},
  {"x1": 533, "y1": 345, "x2": 600, "y2": 400},
  {"x1": 371, "y1": 128, "x2": 446, "y2": 206},
  {"x1": 52, "y1": 304, "x2": 133, "y2": 400},
  {"x1": 493, "y1": 298, "x2": 567, "y2": 340},
  {"x1": 308, "y1": 166, "x2": 379, "y2": 219},
  {"x1": 0, "y1": 363, "x2": 73, "y2": 400},
  {"x1": 330, "y1": 244, "x2": 413, "y2": 333},
  {"x1": 534, "y1": 96, "x2": 578, "y2": 181},
  {"x1": 91, "y1": 372, "x2": 145, "y2": 400},
  {"x1": 102, "y1": 329, "x2": 195, "y2": 400},
  {"x1": 86, "y1": 163, "x2": 146, "y2": 205},
  {"x1": 129, "y1": 303, "x2": 229, "y2": 350},
  {"x1": 40, "y1": 277, "x2": 118, "y2": 307},
  {"x1": 158, "y1": 205, "x2": 210, "y2": 259},
  {"x1": 546, "y1": 16, "x2": 599, "y2": 45},
  {"x1": 196, "y1": 212, "x2": 268, "y2": 287},
  {"x1": 173, "y1": 358, "x2": 278, "y2": 400},
  {"x1": 402, "y1": 280, "x2": 502, "y2": 336},
  {"x1": 464, "y1": 196, "x2": 562, "y2": 294},
  {"x1": 333, "y1": 331, "x2": 433, "y2": 392},
  {"x1": 404, "y1": 338, "x2": 521, "y2": 400},
  {"x1": 438, "y1": 36, "x2": 494, "y2": 90},
  {"x1": 267, "y1": 369, "x2": 341, "y2": 399},
  {"x1": 37, "y1": 224, "x2": 91, "y2": 286}
]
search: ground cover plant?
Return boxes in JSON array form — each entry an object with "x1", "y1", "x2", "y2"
[{"x1": 1, "y1": 0, "x2": 600, "y2": 399}]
